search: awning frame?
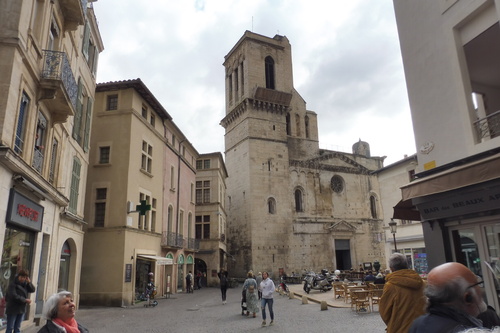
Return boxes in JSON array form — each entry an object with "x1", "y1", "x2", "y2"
[{"x1": 137, "y1": 254, "x2": 173, "y2": 265}]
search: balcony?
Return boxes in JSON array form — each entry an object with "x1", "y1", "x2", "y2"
[
  {"x1": 161, "y1": 231, "x2": 185, "y2": 248},
  {"x1": 40, "y1": 50, "x2": 77, "y2": 123},
  {"x1": 187, "y1": 238, "x2": 200, "y2": 251},
  {"x1": 32, "y1": 148, "x2": 44, "y2": 174},
  {"x1": 60, "y1": 0, "x2": 87, "y2": 31},
  {"x1": 474, "y1": 110, "x2": 500, "y2": 142}
]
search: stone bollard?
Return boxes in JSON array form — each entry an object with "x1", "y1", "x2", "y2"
[
  {"x1": 302, "y1": 295, "x2": 308, "y2": 304},
  {"x1": 289, "y1": 291, "x2": 294, "y2": 300},
  {"x1": 320, "y1": 300, "x2": 328, "y2": 311}
]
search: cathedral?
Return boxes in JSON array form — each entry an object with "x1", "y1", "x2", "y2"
[{"x1": 221, "y1": 31, "x2": 387, "y2": 278}]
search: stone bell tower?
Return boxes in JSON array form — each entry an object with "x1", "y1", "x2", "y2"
[{"x1": 220, "y1": 31, "x2": 319, "y2": 277}]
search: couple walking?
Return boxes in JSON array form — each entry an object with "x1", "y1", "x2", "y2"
[{"x1": 242, "y1": 271, "x2": 275, "y2": 327}]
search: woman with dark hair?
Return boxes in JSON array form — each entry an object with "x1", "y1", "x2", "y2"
[
  {"x1": 5, "y1": 269, "x2": 35, "y2": 333},
  {"x1": 38, "y1": 291, "x2": 88, "y2": 333}
]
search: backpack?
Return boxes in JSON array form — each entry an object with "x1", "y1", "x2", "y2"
[
  {"x1": 221, "y1": 275, "x2": 228, "y2": 287},
  {"x1": 186, "y1": 274, "x2": 192, "y2": 282}
]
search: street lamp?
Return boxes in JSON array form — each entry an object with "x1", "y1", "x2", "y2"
[{"x1": 389, "y1": 219, "x2": 398, "y2": 252}]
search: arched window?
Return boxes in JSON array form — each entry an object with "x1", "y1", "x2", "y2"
[
  {"x1": 286, "y1": 113, "x2": 291, "y2": 135},
  {"x1": 58, "y1": 241, "x2": 71, "y2": 291},
  {"x1": 265, "y1": 56, "x2": 275, "y2": 89},
  {"x1": 295, "y1": 114, "x2": 301, "y2": 137},
  {"x1": 370, "y1": 195, "x2": 377, "y2": 218},
  {"x1": 294, "y1": 189, "x2": 303, "y2": 212},
  {"x1": 268, "y1": 197, "x2": 276, "y2": 214},
  {"x1": 305, "y1": 116, "x2": 310, "y2": 138}
]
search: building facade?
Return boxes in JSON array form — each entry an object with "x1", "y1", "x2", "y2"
[
  {"x1": 376, "y1": 155, "x2": 427, "y2": 275},
  {"x1": 0, "y1": 0, "x2": 102, "y2": 329},
  {"x1": 393, "y1": 0, "x2": 500, "y2": 310},
  {"x1": 81, "y1": 79, "x2": 198, "y2": 306},
  {"x1": 195, "y1": 152, "x2": 228, "y2": 287},
  {"x1": 221, "y1": 31, "x2": 387, "y2": 278}
]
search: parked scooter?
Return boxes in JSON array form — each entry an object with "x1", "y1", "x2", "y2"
[{"x1": 303, "y1": 269, "x2": 333, "y2": 293}]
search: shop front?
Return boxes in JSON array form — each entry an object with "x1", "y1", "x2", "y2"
[
  {"x1": 0, "y1": 189, "x2": 43, "y2": 329},
  {"x1": 407, "y1": 178, "x2": 500, "y2": 310}
]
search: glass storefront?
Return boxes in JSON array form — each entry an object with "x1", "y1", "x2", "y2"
[
  {"x1": 400, "y1": 247, "x2": 428, "y2": 276},
  {"x1": 450, "y1": 221, "x2": 500, "y2": 310},
  {"x1": 0, "y1": 226, "x2": 35, "y2": 329},
  {"x1": 135, "y1": 259, "x2": 152, "y2": 300}
]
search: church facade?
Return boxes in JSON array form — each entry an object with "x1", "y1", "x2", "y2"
[{"x1": 221, "y1": 31, "x2": 387, "y2": 278}]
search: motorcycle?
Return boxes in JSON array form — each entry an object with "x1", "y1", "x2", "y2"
[{"x1": 303, "y1": 269, "x2": 333, "y2": 293}]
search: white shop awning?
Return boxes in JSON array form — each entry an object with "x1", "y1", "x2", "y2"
[{"x1": 137, "y1": 255, "x2": 173, "y2": 265}]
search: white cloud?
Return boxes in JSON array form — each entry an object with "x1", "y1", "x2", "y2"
[{"x1": 94, "y1": 0, "x2": 415, "y2": 165}]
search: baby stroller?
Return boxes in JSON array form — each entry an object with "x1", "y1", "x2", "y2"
[{"x1": 241, "y1": 289, "x2": 247, "y2": 315}]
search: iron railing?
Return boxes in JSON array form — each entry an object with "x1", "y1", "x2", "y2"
[
  {"x1": 41, "y1": 50, "x2": 78, "y2": 110},
  {"x1": 161, "y1": 231, "x2": 185, "y2": 248},
  {"x1": 474, "y1": 110, "x2": 500, "y2": 141},
  {"x1": 32, "y1": 148, "x2": 44, "y2": 173},
  {"x1": 187, "y1": 238, "x2": 200, "y2": 250}
]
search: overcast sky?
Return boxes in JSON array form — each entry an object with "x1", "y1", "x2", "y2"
[{"x1": 93, "y1": 0, "x2": 416, "y2": 166}]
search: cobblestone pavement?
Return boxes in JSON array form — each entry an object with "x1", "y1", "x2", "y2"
[{"x1": 23, "y1": 285, "x2": 386, "y2": 333}]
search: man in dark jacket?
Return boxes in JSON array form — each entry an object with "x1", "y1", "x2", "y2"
[
  {"x1": 5, "y1": 269, "x2": 36, "y2": 333},
  {"x1": 409, "y1": 262, "x2": 487, "y2": 333}
]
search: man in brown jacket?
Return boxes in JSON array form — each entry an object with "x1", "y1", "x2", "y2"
[{"x1": 380, "y1": 253, "x2": 426, "y2": 333}]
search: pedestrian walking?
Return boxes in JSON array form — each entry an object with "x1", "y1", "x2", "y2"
[
  {"x1": 255, "y1": 272, "x2": 263, "y2": 300},
  {"x1": 196, "y1": 271, "x2": 202, "y2": 290},
  {"x1": 260, "y1": 271, "x2": 275, "y2": 327},
  {"x1": 5, "y1": 269, "x2": 36, "y2": 333},
  {"x1": 218, "y1": 269, "x2": 229, "y2": 304},
  {"x1": 242, "y1": 272, "x2": 259, "y2": 318},
  {"x1": 186, "y1": 271, "x2": 193, "y2": 293}
]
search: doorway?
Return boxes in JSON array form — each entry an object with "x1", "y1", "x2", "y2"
[{"x1": 335, "y1": 239, "x2": 351, "y2": 270}]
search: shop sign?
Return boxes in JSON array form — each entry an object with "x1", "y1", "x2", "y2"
[
  {"x1": 416, "y1": 185, "x2": 500, "y2": 221},
  {"x1": 125, "y1": 264, "x2": 132, "y2": 282},
  {"x1": 7, "y1": 188, "x2": 43, "y2": 232}
]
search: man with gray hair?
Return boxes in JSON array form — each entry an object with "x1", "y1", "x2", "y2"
[
  {"x1": 409, "y1": 262, "x2": 487, "y2": 332},
  {"x1": 380, "y1": 253, "x2": 426, "y2": 333}
]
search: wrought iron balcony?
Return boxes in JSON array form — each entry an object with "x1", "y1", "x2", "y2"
[
  {"x1": 474, "y1": 110, "x2": 500, "y2": 141},
  {"x1": 32, "y1": 148, "x2": 44, "y2": 173},
  {"x1": 40, "y1": 50, "x2": 77, "y2": 123},
  {"x1": 187, "y1": 238, "x2": 200, "y2": 251},
  {"x1": 161, "y1": 231, "x2": 185, "y2": 248},
  {"x1": 59, "y1": 0, "x2": 87, "y2": 30}
]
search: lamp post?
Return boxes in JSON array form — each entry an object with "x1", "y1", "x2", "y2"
[{"x1": 389, "y1": 218, "x2": 398, "y2": 252}]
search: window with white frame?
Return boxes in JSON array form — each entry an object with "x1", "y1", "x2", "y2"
[
  {"x1": 141, "y1": 141, "x2": 152, "y2": 173},
  {"x1": 196, "y1": 181, "x2": 210, "y2": 204}
]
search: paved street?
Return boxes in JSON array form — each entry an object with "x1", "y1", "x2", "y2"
[{"x1": 24, "y1": 285, "x2": 386, "y2": 333}]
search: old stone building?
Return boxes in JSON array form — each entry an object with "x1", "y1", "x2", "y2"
[
  {"x1": 221, "y1": 31, "x2": 387, "y2": 278},
  {"x1": 194, "y1": 152, "x2": 228, "y2": 286}
]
